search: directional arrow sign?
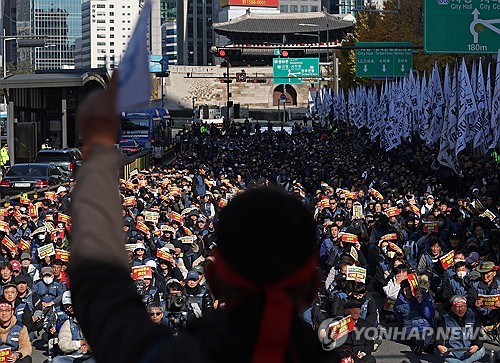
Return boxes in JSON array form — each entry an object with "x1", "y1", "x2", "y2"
[
  {"x1": 273, "y1": 58, "x2": 320, "y2": 84},
  {"x1": 356, "y1": 42, "x2": 413, "y2": 78},
  {"x1": 425, "y1": 0, "x2": 500, "y2": 54}
]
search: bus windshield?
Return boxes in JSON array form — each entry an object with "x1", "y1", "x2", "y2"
[{"x1": 122, "y1": 118, "x2": 150, "y2": 130}]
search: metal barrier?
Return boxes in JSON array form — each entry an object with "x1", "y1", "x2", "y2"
[
  {"x1": 0, "y1": 182, "x2": 71, "y2": 205},
  {"x1": 121, "y1": 150, "x2": 151, "y2": 180},
  {"x1": 0, "y1": 148, "x2": 172, "y2": 204}
]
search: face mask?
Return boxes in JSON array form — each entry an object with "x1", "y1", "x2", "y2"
[
  {"x1": 58, "y1": 223, "x2": 64, "y2": 229},
  {"x1": 38, "y1": 234, "x2": 46, "y2": 240},
  {"x1": 43, "y1": 276, "x2": 54, "y2": 285},
  {"x1": 456, "y1": 271, "x2": 467, "y2": 279}
]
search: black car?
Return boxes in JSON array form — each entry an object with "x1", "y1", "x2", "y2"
[
  {"x1": 0, "y1": 163, "x2": 68, "y2": 196},
  {"x1": 34, "y1": 148, "x2": 83, "y2": 177}
]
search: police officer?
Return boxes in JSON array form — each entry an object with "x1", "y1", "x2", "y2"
[
  {"x1": 436, "y1": 295, "x2": 485, "y2": 363},
  {"x1": 0, "y1": 143, "x2": 9, "y2": 177}
]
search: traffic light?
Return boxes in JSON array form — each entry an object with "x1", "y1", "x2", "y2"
[
  {"x1": 247, "y1": 78, "x2": 266, "y2": 84},
  {"x1": 279, "y1": 49, "x2": 305, "y2": 58},
  {"x1": 220, "y1": 78, "x2": 233, "y2": 83},
  {"x1": 279, "y1": 50, "x2": 289, "y2": 57},
  {"x1": 217, "y1": 49, "x2": 226, "y2": 57}
]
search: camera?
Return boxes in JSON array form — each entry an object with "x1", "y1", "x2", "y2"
[
  {"x1": 135, "y1": 279, "x2": 146, "y2": 296},
  {"x1": 167, "y1": 293, "x2": 188, "y2": 312},
  {"x1": 165, "y1": 293, "x2": 189, "y2": 336},
  {"x1": 42, "y1": 308, "x2": 57, "y2": 333}
]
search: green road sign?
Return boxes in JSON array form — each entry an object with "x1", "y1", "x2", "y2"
[
  {"x1": 273, "y1": 58, "x2": 319, "y2": 84},
  {"x1": 356, "y1": 42, "x2": 413, "y2": 78},
  {"x1": 424, "y1": 0, "x2": 500, "y2": 54}
]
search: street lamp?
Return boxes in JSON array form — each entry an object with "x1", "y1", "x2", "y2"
[
  {"x1": 192, "y1": 97, "x2": 197, "y2": 122},
  {"x1": 2, "y1": 29, "x2": 47, "y2": 163}
]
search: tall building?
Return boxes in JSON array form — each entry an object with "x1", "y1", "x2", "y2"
[
  {"x1": 162, "y1": 21, "x2": 177, "y2": 65},
  {"x1": 160, "y1": 0, "x2": 177, "y2": 65},
  {"x1": 80, "y1": 0, "x2": 140, "y2": 69},
  {"x1": 322, "y1": 0, "x2": 384, "y2": 16},
  {"x1": 279, "y1": 0, "x2": 321, "y2": 13},
  {"x1": 32, "y1": 0, "x2": 81, "y2": 70},
  {"x1": 176, "y1": 0, "x2": 214, "y2": 66}
]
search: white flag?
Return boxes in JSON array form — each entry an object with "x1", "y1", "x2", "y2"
[
  {"x1": 430, "y1": 62, "x2": 445, "y2": 146},
  {"x1": 438, "y1": 63, "x2": 460, "y2": 174},
  {"x1": 455, "y1": 58, "x2": 477, "y2": 154},
  {"x1": 116, "y1": 0, "x2": 152, "y2": 113},
  {"x1": 490, "y1": 49, "x2": 500, "y2": 149},
  {"x1": 473, "y1": 58, "x2": 486, "y2": 148}
]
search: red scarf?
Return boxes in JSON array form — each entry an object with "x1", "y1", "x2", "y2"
[{"x1": 214, "y1": 251, "x2": 317, "y2": 363}]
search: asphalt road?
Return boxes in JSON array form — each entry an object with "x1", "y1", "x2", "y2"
[{"x1": 30, "y1": 316, "x2": 499, "y2": 363}]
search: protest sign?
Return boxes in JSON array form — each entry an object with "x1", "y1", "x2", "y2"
[
  {"x1": 0, "y1": 348, "x2": 12, "y2": 362},
  {"x1": 179, "y1": 236, "x2": 195, "y2": 244},
  {"x1": 123, "y1": 196, "x2": 136, "y2": 207},
  {"x1": 369, "y1": 188, "x2": 383, "y2": 200},
  {"x1": 407, "y1": 273, "x2": 420, "y2": 296},
  {"x1": 144, "y1": 211, "x2": 159, "y2": 223},
  {"x1": 38, "y1": 243, "x2": 55, "y2": 259},
  {"x1": 481, "y1": 209, "x2": 497, "y2": 221},
  {"x1": 328, "y1": 315, "x2": 356, "y2": 341},
  {"x1": 385, "y1": 207, "x2": 400, "y2": 217},
  {"x1": 388, "y1": 242, "x2": 403, "y2": 254},
  {"x1": 440, "y1": 250, "x2": 455, "y2": 269},
  {"x1": 170, "y1": 212, "x2": 183, "y2": 223},
  {"x1": 136, "y1": 222, "x2": 150, "y2": 235},
  {"x1": 346, "y1": 266, "x2": 367, "y2": 283},
  {"x1": 341, "y1": 233, "x2": 358, "y2": 243},
  {"x1": 55, "y1": 249, "x2": 70, "y2": 263},
  {"x1": 1, "y1": 236, "x2": 17, "y2": 254},
  {"x1": 352, "y1": 202, "x2": 363, "y2": 219},
  {"x1": 350, "y1": 246, "x2": 358, "y2": 261},
  {"x1": 423, "y1": 222, "x2": 439, "y2": 233},
  {"x1": 381, "y1": 233, "x2": 398, "y2": 242},
  {"x1": 131, "y1": 265, "x2": 152, "y2": 280},
  {"x1": 156, "y1": 249, "x2": 171, "y2": 260},
  {"x1": 124, "y1": 244, "x2": 136, "y2": 252},
  {"x1": 17, "y1": 239, "x2": 30, "y2": 251},
  {"x1": 44, "y1": 191, "x2": 57, "y2": 201},
  {"x1": 0, "y1": 222, "x2": 9, "y2": 233},
  {"x1": 58, "y1": 213, "x2": 71, "y2": 224},
  {"x1": 478, "y1": 294, "x2": 500, "y2": 308}
]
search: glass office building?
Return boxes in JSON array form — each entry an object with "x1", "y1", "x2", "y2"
[{"x1": 32, "y1": 0, "x2": 81, "y2": 69}]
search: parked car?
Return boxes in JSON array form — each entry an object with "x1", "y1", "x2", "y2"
[
  {"x1": 0, "y1": 163, "x2": 68, "y2": 196},
  {"x1": 119, "y1": 140, "x2": 143, "y2": 156},
  {"x1": 34, "y1": 148, "x2": 83, "y2": 177}
]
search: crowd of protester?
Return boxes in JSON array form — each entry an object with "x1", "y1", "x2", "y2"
[{"x1": 0, "y1": 120, "x2": 498, "y2": 362}]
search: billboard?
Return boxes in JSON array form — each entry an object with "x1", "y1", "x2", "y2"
[
  {"x1": 220, "y1": 0, "x2": 279, "y2": 7},
  {"x1": 149, "y1": 55, "x2": 168, "y2": 73}
]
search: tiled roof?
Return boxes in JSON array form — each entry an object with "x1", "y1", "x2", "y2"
[{"x1": 213, "y1": 11, "x2": 354, "y2": 34}]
